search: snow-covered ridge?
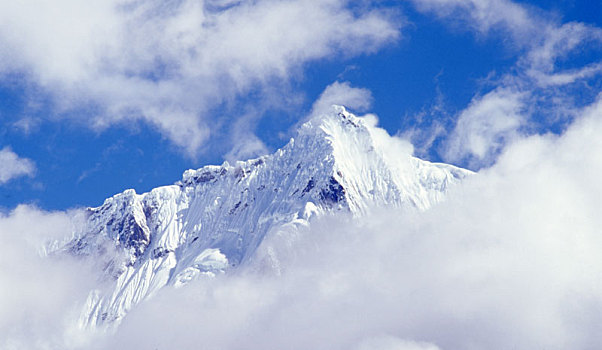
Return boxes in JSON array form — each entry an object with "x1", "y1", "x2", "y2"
[{"x1": 64, "y1": 106, "x2": 471, "y2": 328}]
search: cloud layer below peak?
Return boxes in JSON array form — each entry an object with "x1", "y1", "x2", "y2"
[{"x1": 97, "y1": 95, "x2": 602, "y2": 350}]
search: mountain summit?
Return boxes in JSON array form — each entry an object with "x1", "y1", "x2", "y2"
[{"x1": 65, "y1": 106, "x2": 471, "y2": 328}]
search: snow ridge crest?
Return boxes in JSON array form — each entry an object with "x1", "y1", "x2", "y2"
[{"x1": 65, "y1": 105, "x2": 471, "y2": 328}]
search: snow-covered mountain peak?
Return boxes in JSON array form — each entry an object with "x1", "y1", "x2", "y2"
[
  {"x1": 179, "y1": 106, "x2": 374, "y2": 193},
  {"x1": 296, "y1": 105, "x2": 372, "y2": 151},
  {"x1": 301, "y1": 105, "x2": 364, "y2": 133},
  {"x1": 65, "y1": 106, "x2": 472, "y2": 328}
]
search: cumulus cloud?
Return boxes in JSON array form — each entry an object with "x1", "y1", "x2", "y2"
[
  {"x1": 0, "y1": 146, "x2": 36, "y2": 184},
  {"x1": 83, "y1": 96, "x2": 602, "y2": 350},
  {"x1": 0, "y1": 0, "x2": 400, "y2": 155},
  {"x1": 0, "y1": 205, "x2": 99, "y2": 349}
]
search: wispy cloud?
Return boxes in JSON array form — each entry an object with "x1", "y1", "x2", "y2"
[
  {"x1": 224, "y1": 110, "x2": 270, "y2": 164},
  {"x1": 0, "y1": 0, "x2": 401, "y2": 156},
  {"x1": 410, "y1": 0, "x2": 545, "y2": 43},
  {"x1": 443, "y1": 88, "x2": 527, "y2": 168},
  {"x1": 406, "y1": 0, "x2": 602, "y2": 168},
  {"x1": 0, "y1": 146, "x2": 36, "y2": 184}
]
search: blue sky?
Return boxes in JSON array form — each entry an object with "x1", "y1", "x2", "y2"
[
  {"x1": 3, "y1": 2, "x2": 602, "y2": 349},
  {"x1": 0, "y1": 0, "x2": 600, "y2": 211}
]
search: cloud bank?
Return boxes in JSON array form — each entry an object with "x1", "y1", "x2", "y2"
[
  {"x1": 0, "y1": 147, "x2": 35, "y2": 184},
  {"x1": 0, "y1": 0, "x2": 400, "y2": 155},
  {"x1": 2, "y1": 83, "x2": 602, "y2": 350},
  {"x1": 0, "y1": 205, "x2": 99, "y2": 350}
]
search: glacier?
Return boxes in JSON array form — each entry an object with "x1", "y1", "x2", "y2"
[{"x1": 61, "y1": 106, "x2": 471, "y2": 328}]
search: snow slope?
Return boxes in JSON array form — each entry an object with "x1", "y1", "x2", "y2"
[{"x1": 64, "y1": 106, "x2": 471, "y2": 328}]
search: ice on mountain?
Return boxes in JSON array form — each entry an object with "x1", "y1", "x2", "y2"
[{"x1": 61, "y1": 105, "x2": 472, "y2": 329}]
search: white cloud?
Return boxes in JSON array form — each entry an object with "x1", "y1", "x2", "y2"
[
  {"x1": 0, "y1": 205, "x2": 99, "y2": 350},
  {"x1": 409, "y1": 0, "x2": 544, "y2": 43},
  {"x1": 398, "y1": 81, "x2": 454, "y2": 159},
  {"x1": 0, "y1": 146, "x2": 36, "y2": 184},
  {"x1": 442, "y1": 88, "x2": 527, "y2": 167},
  {"x1": 0, "y1": 0, "x2": 400, "y2": 156},
  {"x1": 305, "y1": 81, "x2": 414, "y2": 158},
  {"x1": 11, "y1": 117, "x2": 41, "y2": 135},
  {"x1": 407, "y1": 0, "x2": 602, "y2": 169},
  {"x1": 310, "y1": 81, "x2": 374, "y2": 117},
  {"x1": 522, "y1": 22, "x2": 602, "y2": 87},
  {"x1": 224, "y1": 111, "x2": 270, "y2": 163},
  {"x1": 225, "y1": 134, "x2": 269, "y2": 164},
  {"x1": 353, "y1": 336, "x2": 441, "y2": 350},
  {"x1": 85, "y1": 96, "x2": 602, "y2": 350}
]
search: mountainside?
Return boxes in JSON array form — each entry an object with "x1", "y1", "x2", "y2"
[{"x1": 64, "y1": 106, "x2": 471, "y2": 328}]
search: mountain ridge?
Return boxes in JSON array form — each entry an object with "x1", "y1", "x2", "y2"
[{"x1": 62, "y1": 105, "x2": 471, "y2": 328}]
